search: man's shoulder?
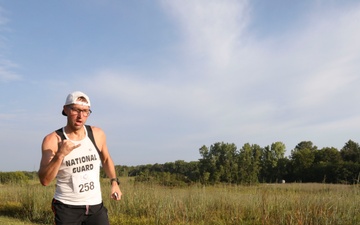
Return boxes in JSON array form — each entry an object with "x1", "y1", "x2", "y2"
[
  {"x1": 42, "y1": 130, "x2": 58, "y2": 145},
  {"x1": 86, "y1": 125, "x2": 101, "y2": 131},
  {"x1": 86, "y1": 125, "x2": 105, "y2": 137}
]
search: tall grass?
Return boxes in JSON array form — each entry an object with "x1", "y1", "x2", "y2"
[{"x1": 1, "y1": 179, "x2": 360, "y2": 224}]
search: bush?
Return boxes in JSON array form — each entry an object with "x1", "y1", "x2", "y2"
[{"x1": 0, "y1": 171, "x2": 29, "y2": 185}]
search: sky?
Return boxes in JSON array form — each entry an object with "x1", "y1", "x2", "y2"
[{"x1": 1, "y1": 0, "x2": 360, "y2": 172}]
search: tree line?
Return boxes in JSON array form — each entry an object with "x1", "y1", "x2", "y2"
[
  {"x1": 2, "y1": 140, "x2": 359, "y2": 186},
  {"x1": 109, "y1": 140, "x2": 360, "y2": 185},
  {"x1": 0, "y1": 171, "x2": 34, "y2": 184}
]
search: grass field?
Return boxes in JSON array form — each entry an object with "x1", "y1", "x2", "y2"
[
  {"x1": 1, "y1": 178, "x2": 360, "y2": 225},
  {"x1": 0, "y1": 216, "x2": 44, "y2": 225}
]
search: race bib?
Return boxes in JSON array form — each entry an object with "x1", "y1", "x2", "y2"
[{"x1": 72, "y1": 172, "x2": 97, "y2": 194}]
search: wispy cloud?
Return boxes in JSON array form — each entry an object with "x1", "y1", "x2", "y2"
[
  {"x1": 160, "y1": 0, "x2": 250, "y2": 68},
  {"x1": 0, "y1": 7, "x2": 21, "y2": 83},
  {"x1": 1, "y1": 0, "x2": 360, "y2": 170},
  {"x1": 275, "y1": 3, "x2": 360, "y2": 116},
  {"x1": 83, "y1": 0, "x2": 360, "y2": 152},
  {"x1": 0, "y1": 59, "x2": 21, "y2": 82}
]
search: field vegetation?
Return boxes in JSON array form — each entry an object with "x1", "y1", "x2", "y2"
[
  {"x1": 2, "y1": 139, "x2": 360, "y2": 224},
  {"x1": 1, "y1": 177, "x2": 360, "y2": 225}
]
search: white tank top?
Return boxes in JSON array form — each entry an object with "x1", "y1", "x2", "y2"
[{"x1": 54, "y1": 126, "x2": 102, "y2": 205}]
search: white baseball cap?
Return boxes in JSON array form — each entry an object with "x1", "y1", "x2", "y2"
[{"x1": 62, "y1": 91, "x2": 91, "y2": 116}]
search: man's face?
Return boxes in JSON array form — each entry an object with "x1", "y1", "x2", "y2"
[{"x1": 65, "y1": 104, "x2": 92, "y2": 128}]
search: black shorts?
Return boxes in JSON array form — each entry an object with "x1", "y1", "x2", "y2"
[{"x1": 51, "y1": 199, "x2": 109, "y2": 225}]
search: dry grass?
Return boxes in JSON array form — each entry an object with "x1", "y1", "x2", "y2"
[{"x1": 1, "y1": 179, "x2": 360, "y2": 225}]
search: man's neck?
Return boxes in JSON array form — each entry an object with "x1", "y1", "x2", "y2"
[{"x1": 64, "y1": 125, "x2": 86, "y2": 141}]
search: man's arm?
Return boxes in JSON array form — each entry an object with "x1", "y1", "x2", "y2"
[
  {"x1": 92, "y1": 126, "x2": 122, "y2": 200},
  {"x1": 38, "y1": 132, "x2": 80, "y2": 186}
]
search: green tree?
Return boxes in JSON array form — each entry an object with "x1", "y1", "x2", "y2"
[
  {"x1": 198, "y1": 145, "x2": 213, "y2": 184},
  {"x1": 315, "y1": 147, "x2": 342, "y2": 164},
  {"x1": 216, "y1": 143, "x2": 238, "y2": 183},
  {"x1": 312, "y1": 147, "x2": 342, "y2": 183},
  {"x1": 340, "y1": 140, "x2": 360, "y2": 163},
  {"x1": 260, "y1": 142, "x2": 286, "y2": 182},
  {"x1": 185, "y1": 161, "x2": 200, "y2": 182},
  {"x1": 0, "y1": 171, "x2": 29, "y2": 184},
  {"x1": 198, "y1": 142, "x2": 238, "y2": 184},
  {"x1": 290, "y1": 141, "x2": 317, "y2": 182},
  {"x1": 238, "y1": 143, "x2": 262, "y2": 184}
]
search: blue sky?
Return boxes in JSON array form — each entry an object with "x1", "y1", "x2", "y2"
[{"x1": 1, "y1": 0, "x2": 360, "y2": 172}]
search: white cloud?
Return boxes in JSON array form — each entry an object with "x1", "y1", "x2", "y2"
[
  {"x1": 290, "y1": 6, "x2": 360, "y2": 110},
  {"x1": 160, "y1": 0, "x2": 250, "y2": 68},
  {"x1": 82, "y1": 1, "x2": 360, "y2": 157},
  {"x1": 0, "y1": 7, "x2": 21, "y2": 82},
  {"x1": 0, "y1": 59, "x2": 21, "y2": 82},
  {"x1": 85, "y1": 71, "x2": 218, "y2": 120}
]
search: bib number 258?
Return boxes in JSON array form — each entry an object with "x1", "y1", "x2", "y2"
[{"x1": 79, "y1": 182, "x2": 95, "y2": 192}]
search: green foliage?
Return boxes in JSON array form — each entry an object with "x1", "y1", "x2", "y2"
[
  {"x1": 340, "y1": 140, "x2": 360, "y2": 163},
  {"x1": 199, "y1": 142, "x2": 238, "y2": 184},
  {"x1": 2, "y1": 181, "x2": 360, "y2": 225},
  {"x1": 0, "y1": 171, "x2": 29, "y2": 185},
  {"x1": 290, "y1": 141, "x2": 317, "y2": 181},
  {"x1": 260, "y1": 142, "x2": 286, "y2": 182},
  {"x1": 0, "y1": 181, "x2": 54, "y2": 224},
  {"x1": 124, "y1": 139, "x2": 360, "y2": 185},
  {"x1": 238, "y1": 143, "x2": 262, "y2": 185},
  {"x1": 129, "y1": 160, "x2": 199, "y2": 186}
]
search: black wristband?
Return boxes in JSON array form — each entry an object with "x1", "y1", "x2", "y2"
[{"x1": 110, "y1": 178, "x2": 120, "y2": 185}]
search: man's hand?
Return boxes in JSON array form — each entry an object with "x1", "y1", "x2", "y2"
[
  {"x1": 111, "y1": 185, "x2": 122, "y2": 201},
  {"x1": 56, "y1": 134, "x2": 81, "y2": 158}
]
